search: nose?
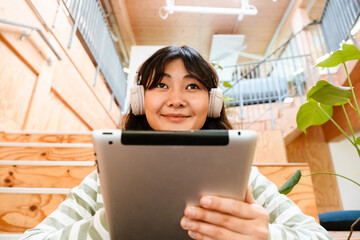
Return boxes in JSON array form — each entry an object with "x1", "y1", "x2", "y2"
[{"x1": 166, "y1": 89, "x2": 186, "y2": 108}]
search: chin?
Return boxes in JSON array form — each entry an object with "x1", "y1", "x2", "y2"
[{"x1": 153, "y1": 123, "x2": 193, "y2": 131}]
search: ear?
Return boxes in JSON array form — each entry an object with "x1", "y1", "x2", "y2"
[
  {"x1": 130, "y1": 85, "x2": 145, "y2": 115},
  {"x1": 208, "y1": 88, "x2": 223, "y2": 118}
]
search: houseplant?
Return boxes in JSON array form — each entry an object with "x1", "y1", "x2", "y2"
[{"x1": 279, "y1": 43, "x2": 360, "y2": 239}]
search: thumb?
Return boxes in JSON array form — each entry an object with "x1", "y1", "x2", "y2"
[{"x1": 245, "y1": 185, "x2": 255, "y2": 204}]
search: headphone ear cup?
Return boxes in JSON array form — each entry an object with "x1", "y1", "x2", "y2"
[
  {"x1": 130, "y1": 85, "x2": 145, "y2": 115},
  {"x1": 208, "y1": 88, "x2": 223, "y2": 118}
]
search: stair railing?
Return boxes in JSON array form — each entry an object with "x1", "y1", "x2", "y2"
[{"x1": 223, "y1": 22, "x2": 323, "y2": 129}]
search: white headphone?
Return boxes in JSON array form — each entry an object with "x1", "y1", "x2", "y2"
[{"x1": 130, "y1": 84, "x2": 223, "y2": 118}]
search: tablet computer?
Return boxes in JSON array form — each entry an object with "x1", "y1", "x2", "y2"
[{"x1": 92, "y1": 130, "x2": 257, "y2": 240}]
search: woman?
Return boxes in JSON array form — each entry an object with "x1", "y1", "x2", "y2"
[{"x1": 21, "y1": 45, "x2": 332, "y2": 240}]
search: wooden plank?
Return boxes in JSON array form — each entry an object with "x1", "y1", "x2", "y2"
[
  {"x1": 0, "y1": 39, "x2": 38, "y2": 129},
  {"x1": 253, "y1": 130, "x2": 288, "y2": 163},
  {"x1": 0, "y1": 147, "x2": 95, "y2": 161},
  {"x1": 51, "y1": 57, "x2": 117, "y2": 129},
  {"x1": 0, "y1": 109, "x2": 21, "y2": 131},
  {"x1": 29, "y1": 89, "x2": 92, "y2": 131},
  {"x1": 21, "y1": 63, "x2": 91, "y2": 132},
  {"x1": 0, "y1": 193, "x2": 67, "y2": 232},
  {"x1": 255, "y1": 163, "x2": 319, "y2": 222},
  {"x1": 286, "y1": 126, "x2": 343, "y2": 213},
  {"x1": 0, "y1": 132, "x2": 92, "y2": 144},
  {"x1": 0, "y1": 165, "x2": 95, "y2": 188}
]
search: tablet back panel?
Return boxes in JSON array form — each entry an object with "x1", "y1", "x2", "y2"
[{"x1": 92, "y1": 130, "x2": 257, "y2": 240}]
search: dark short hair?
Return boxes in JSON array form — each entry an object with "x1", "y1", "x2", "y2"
[{"x1": 123, "y1": 45, "x2": 233, "y2": 130}]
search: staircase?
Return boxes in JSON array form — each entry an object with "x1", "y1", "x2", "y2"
[{"x1": 223, "y1": 22, "x2": 324, "y2": 139}]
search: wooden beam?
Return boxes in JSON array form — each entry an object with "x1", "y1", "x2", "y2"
[{"x1": 110, "y1": 0, "x2": 136, "y2": 57}]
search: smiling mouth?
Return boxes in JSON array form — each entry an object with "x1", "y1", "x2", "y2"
[{"x1": 161, "y1": 114, "x2": 190, "y2": 122}]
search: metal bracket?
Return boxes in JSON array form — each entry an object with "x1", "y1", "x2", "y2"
[
  {"x1": 0, "y1": 18, "x2": 62, "y2": 60},
  {"x1": 20, "y1": 29, "x2": 33, "y2": 41}
]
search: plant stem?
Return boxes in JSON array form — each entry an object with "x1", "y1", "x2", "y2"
[
  {"x1": 342, "y1": 105, "x2": 359, "y2": 154},
  {"x1": 302, "y1": 172, "x2": 360, "y2": 187},
  {"x1": 318, "y1": 104, "x2": 355, "y2": 146},
  {"x1": 348, "y1": 217, "x2": 360, "y2": 240},
  {"x1": 344, "y1": 63, "x2": 360, "y2": 119},
  {"x1": 348, "y1": 101, "x2": 357, "y2": 112}
]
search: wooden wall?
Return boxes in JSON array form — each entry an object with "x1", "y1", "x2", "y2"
[
  {"x1": 286, "y1": 126, "x2": 343, "y2": 213},
  {"x1": 0, "y1": 0, "x2": 121, "y2": 131}
]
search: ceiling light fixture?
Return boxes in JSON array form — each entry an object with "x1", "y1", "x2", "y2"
[{"x1": 159, "y1": 0, "x2": 258, "y2": 21}]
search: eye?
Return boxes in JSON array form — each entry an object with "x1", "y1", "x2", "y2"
[
  {"x1": 157, "y1": 83, "x2": 168, "y2": 88},
  {"x1": 186, "y1": 84, "x2": 200, "y2": 90}
]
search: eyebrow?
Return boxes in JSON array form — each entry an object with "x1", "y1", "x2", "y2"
[{"x1": 162, "y1": 73, "x2": 197, "y2": 79}]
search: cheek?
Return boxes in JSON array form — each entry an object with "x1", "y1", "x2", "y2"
[
  {"x1": 197, "y1": 94, "x2": 209, "y2": 113},
  {"x1": 189, "y1": 93, "x2": 209, "y2": 119},
  {"x1": 144, "y1": 91, "x2": 163, "y2": 130},
  {"x1": 144, "y1": 91, "x2": 160, "y2": 115}
]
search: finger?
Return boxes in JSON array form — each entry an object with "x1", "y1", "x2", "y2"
[
  {"x1": 199, "y1": 196, "x2": 258, "y2": 219},
  {"x1": 181, "y1": 217, "x2": 247, "y2": 240},
  {"x1": 188, "y1": 231, "x2": 213, "y2": 240},
  {"x1": 245, "y1": 185, "x2": 255, "y2": 204},
  {"x1": 184, "y1": 206, "x2": 251, "y2": 232}
]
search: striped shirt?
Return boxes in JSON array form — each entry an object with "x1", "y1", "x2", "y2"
[{"x1": 21, "y1": 167, "x2": 333, "y2": 239}]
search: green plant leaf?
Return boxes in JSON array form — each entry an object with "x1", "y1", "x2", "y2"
[
  {"x1": 356, "y1": 137, "x2": 360, "y2": 146},
  {"x1": 316, "y1": 44, "x2": 360, "y2": 68},
  {"x1": 211, "y1": 62, "x2": 223, "y2": 70},
  {"x1": 296, "y1": 102, "x2": 333, "y2": 133},
  {"x1": 223, "y1": 96, "x2": 235, "y2": 103},
  {"x1": 306, "y1": 81, "x2": 329, "y2": 101},
  {"x1": 223, "y1": 81, "x2": 233, "y2": 88},
  {"x1": 306, "y1": 80, "x2": 351, "y2": 106},
  {"x1": 278, "y1": 170, "x2": 302, "y2": 195}
]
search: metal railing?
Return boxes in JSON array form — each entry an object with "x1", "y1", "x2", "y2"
[
  {"x1": 0, "y1": 18, "x2": 62, "y2": 60},
  {"x1": 222, "y1": 0, "x2": 360, "y2": 130},
  {"x1": 61, "y1": 0, "x2": 127, "y2": 109},
  {"x1": 321, "y1": 0, "x2": 360, "y2": 52}
]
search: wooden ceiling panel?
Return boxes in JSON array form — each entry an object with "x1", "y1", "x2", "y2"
[{"x1": 123, "y1": 0, "x2": 294, "y2": 61}]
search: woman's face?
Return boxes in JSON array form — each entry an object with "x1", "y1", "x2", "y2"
[{"x1": 144, "y1": 59, "x2": 209, "y2": 130}]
